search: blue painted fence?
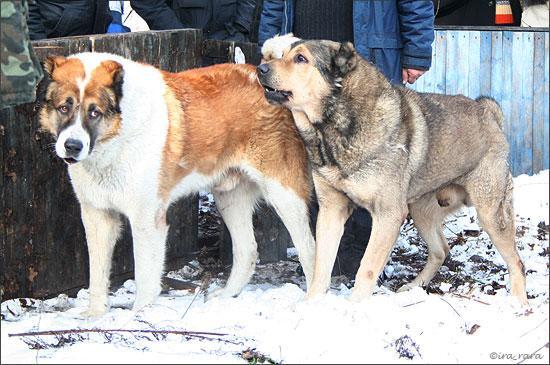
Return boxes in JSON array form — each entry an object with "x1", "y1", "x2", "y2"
[{"x1": 410, "y1": 29, "x2": 549, "y2": 177}]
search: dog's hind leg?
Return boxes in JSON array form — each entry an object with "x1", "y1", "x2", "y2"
[
  {"x1": 306, "y1": 174, "x2": 354, "y2": 299},
  {"x1": 465, "y1": 165, "x2": 528, "y2": 305},
  {"x1": 397, "y1": 193, "x2": 460, "y2": 293},
  {"x1": 80, "y1": 204, "x2": 122, "y2": 317},
  {"x1": 130, "y1": 206, "x2": 169, "y2": 311},
  {"x1": 208, "y1": 180, "x2": 261, "y2": 300},
  {"x1": 263, "y1": 180, "x2": 316, "y2": 289}
]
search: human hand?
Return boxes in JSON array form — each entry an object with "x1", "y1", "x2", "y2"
[{"x1": 402, "y1": 68, "x2": 426, "y2": 84}]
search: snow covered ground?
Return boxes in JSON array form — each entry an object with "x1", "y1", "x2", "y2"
[{"x1": 2, "y1": 171, "x2": 549, "y2": 364}]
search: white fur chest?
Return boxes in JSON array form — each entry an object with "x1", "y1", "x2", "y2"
[{"x1": 65, "y1": 53, "x2": 170, "y2": 217}]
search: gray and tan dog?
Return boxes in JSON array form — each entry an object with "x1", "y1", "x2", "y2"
[{"x1": 257, "y1": 40, "x2": 528, "y2": 305}]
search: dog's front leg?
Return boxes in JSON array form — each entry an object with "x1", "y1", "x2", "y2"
[
  {"x1": 349, "y1": 209, "x2": 405, "y2": 302},
  {"x1": 80, "y1": 204, "x2": 122, "y2": 317},
  {"x1": 128, "y1": 207, "x2": 169, "y2": 311},
  {"x1": 306, "y1": 173, "x2": 353, "y2": 300}
]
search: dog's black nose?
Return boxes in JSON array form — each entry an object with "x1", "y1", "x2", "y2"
[
  {"x1": 257, "y1": 63, "x2": 270, "y2": 75},
  {"x1": 64, "y1": 138, "x2": 83, "y2": 155}
]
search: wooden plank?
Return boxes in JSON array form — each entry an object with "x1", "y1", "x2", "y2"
[
  {"x1": 434, "y1": 30, "x2": 447, "y2": 94},
  {"x1": 490, "y1": 31, "x2": 504, "y2": 105},
  {"x1": 544, "y1": 32, "x2": 550, "y2": 172},
  {"x1": 532, "y1": 32, "x2": 546, "y2": 173},
  {"x1": 518, "y1": 32, "x2": 534, "y2": 176},
  {"x1": 456, "y1": 31, "x2": 470, "y2": 95},
  {"x1": 479, "y1": 31, "x2": 492, "y2": 96},
  {"x1": 501, "y1": 31, "x2": 515, "y2": 173},
  {"x1": 468, "y1": 31, "x2": 481, "y2": 98},
  {"x1": 445, "y1": 31, "x2": 459, "y2": 95},
  {"x1": 509, "y1": 32, "x2": 526, "y2": 175}
]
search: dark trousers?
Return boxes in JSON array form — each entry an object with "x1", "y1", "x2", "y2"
[{"x1": 309, "y1": 201, "x2": 372, "y2": 280}]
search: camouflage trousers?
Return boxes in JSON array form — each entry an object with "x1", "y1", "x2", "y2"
[{"x1": 1, "y1": 0, "x2": 43, "y2": 109}]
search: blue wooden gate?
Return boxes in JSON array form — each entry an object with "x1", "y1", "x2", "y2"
[{"x1": 410, "y1": 28, "x2": 549, "y2": 177}]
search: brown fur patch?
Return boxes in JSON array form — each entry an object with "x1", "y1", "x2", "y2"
[
  {"x1": 39, "y1": 57, "x2": 85, "y2": 135},
  {"x1": 159, "y1": 64, "x2": 311, "y2": 202},
  {"x1": 84, "y1": 61, "x2": 123, "y2": 143}
]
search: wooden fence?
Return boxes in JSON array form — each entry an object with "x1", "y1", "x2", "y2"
[{"x1": 411, "y1": 27, "x2": 549, "y2": 176}]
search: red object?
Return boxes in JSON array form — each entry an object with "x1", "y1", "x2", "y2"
[{"x1": 495, "y1": 1, "x2": 514, "y2": 25}]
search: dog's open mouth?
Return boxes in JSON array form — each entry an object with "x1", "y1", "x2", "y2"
[
  {"x1": 261, "y1": 84, "x2": 293, "y2": 104},
  {"x1": 63, "y1": 157, "x2": 78, "y2": 165}
]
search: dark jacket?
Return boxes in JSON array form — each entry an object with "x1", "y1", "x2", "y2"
[
  {"x1": 27, "y1": 0, "x2": 111, "y2": 40},
  {"x1": 354, "y1": 0, "x2": 434, "y2": 83},
  {"x1": 131, "y1": 0, "x2": 258, "y2": 42},
  {"x1": 258, "y1": 0, "x2": 294, "y2": 46},
  {"x1": 258, "y1": 0, "x2": 434, "y2": 84}
]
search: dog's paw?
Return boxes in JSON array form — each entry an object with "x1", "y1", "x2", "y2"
[
  {"x1": 303, "y1": 291, "x2": 325, "y2": 302},
  {"x1": 132, "y1": 297, "x2": 156, "y2": 312},
  {"x1": 348, "y1": 286, "x2": 372, "y2": 302},
  {"x1": 396, "y1": 283, "x2": 418, "y2": 293},
  {"x1": 80, "y1": 307, "x2": 107, "y2": 318},
  {"x1": 205, "y1": 288, "x2": 239, "y2": 302}
]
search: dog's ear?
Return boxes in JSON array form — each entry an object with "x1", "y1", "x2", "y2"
[
  {"x1": 101, "y1": 60, "x2": 124, "y2": 102},
  {"x1": 34, "y1": 58, "x2": 57, "y2": 111},
  {"x1": 333, "y1": 42, "x2": 358, "y2": 76},
  {"x1": 43, "y1": 56, "x2": 67, "y2": 77}
]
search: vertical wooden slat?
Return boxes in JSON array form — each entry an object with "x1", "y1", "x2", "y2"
[
  {"x1": 456, "y1": 31, "x2": 470, "y2": 95},
  {"x1": 532, "y1": 32, "x2": 546, "y2": 173},
  {"x1": 544, "y1": 32, "x2": 550, "y2": 172},
  {"x1": 519, "y1": 32, "x2": 534, "y2": 176},
  {"x1": 501, "y1": 31, "x2": 515, "y2": 173},
  {"x1": 468, "y1": 31, "x2": 481, "y2": 98},
  {"x1": 445, "y1": 31, "x2": 459, "y2": 95},
  {"x1": 479, "y1": 31, "x2": 492, "y2": 96},
  {"x1": 509, "y1": 32, "x2": 525, "y2": 175},
  {"x1": 434, "y1": 30, "x2": 447, "y2": 94},
  {"x1": 490, "y1": 31, "x2": 504, "y2": 104}
]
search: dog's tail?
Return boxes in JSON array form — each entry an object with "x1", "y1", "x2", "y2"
[{"x1": 476, "y1": 96, "x2": 505, "y2": 130}]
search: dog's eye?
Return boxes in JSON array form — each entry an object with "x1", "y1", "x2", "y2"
[
  {"x1": 294, "y1": 54, "x2": 308, "y2": 64},
  {"x1": 88, "y1": 109, "x2": 102, "y2": 119},
  {"x1": 57, "y1": 105, "x2": 69, "y2": 114}
]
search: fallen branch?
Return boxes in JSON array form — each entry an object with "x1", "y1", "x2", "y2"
[
  {"x1": 451, "y1": 293, "x2": 490, "y2": 305},
  {"x1": 439, "y1": 297, "x2": 462, "y2": 318},
  {"x1": 520, "y1": 318, "x2": 548, "y2": 338},
  {"x1": 9, "y1": 328, "x2": 226, "y2": 338},
  {"x1": 162, "y1": 276, "x2": 198, "y2": 291},
  {"x1": 402, "y1": 300, "x2": 426, "y2": 308}
]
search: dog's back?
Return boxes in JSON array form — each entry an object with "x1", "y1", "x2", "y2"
[{"x1": 402, "y1": 89, "x2": 510, "y2": 200}]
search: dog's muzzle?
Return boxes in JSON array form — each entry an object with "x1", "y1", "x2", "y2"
[
  {"x1": 55, "y1": 121, "x2": 91, "y2": 164},
  {"x1": 256, "y1": 64, "x2": 293, "y2": 105}
]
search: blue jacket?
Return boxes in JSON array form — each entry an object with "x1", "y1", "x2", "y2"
[{"x1": 258, "y1": 0, "x2": 434, "y2": 84}]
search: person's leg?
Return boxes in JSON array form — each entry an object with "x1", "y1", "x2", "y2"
[{"x1": 333, "y1": 208, "x2": 373, "y2": 279}]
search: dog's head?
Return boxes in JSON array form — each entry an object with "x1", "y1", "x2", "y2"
[
  {"x1": 37, "y1": 55, "x2": 124, "y2": 164},
  {"x1": 256, "y1": 40, "x2": 358, "y2": 110}
]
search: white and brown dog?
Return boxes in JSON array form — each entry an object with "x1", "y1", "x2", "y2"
[{"x1": 37, "y1": 52, "x2": 315, "y2": 317}]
